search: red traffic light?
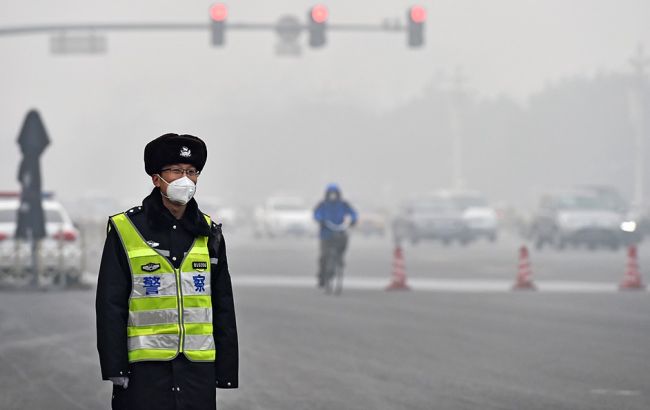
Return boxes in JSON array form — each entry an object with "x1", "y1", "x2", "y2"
[
  {"x1": 409, "y1": 5, "x2": 426, "y2": 23},
  {"x1": 310, "y1": 5, "x2": 328, "y2": 24},
  {"x1": 210, "y1": 3, "x2": 228, "y2": 22}
]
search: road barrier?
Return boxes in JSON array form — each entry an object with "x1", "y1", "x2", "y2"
[
  {"x1": 619, "y1": 245, "x2": 646, "y2": 290},
  {"x1": 386, "y1": 246, "x2": 410, "y2": 291},
  {"x1": 513, "y1": 246, "x2": 536, "y2": 290}
]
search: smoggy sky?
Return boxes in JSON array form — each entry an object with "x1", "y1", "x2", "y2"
[{"x1": 1, "y1": 0, "x2": 649, "y2": 210}]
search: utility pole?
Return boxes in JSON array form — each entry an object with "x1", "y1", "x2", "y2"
[
  {"x1": 628, "y1": 44, "x2": 649, "y2": 208},
  {"x1": 448, "y1": 67, "x2": 466, "y2": 191}
]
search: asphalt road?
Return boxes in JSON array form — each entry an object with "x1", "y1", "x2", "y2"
[
  {"x1": 228, "y1": 229, "x2": 650, "y2": 283},
  {"x1": 0, "y1": 231, "x2": 648, "y2": 410}
]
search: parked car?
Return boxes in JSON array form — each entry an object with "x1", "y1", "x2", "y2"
[
  {"x1": 392, "y1": 194, "x2": 471, "y2": 245},
  {"x1": 355, "y1": 209, "x2": 388, "y2": 237},
  {"x1": 0, "y1": 193, "x2": 83, "y2": 286},
  {"x1": 197, "y1": 196, "x2": 242, "y2": 232},
  {"x1": 253, "y1": 195, "x2": 316, "y2": 238},
  {"x1": 450, "y1": 191, "x2": 499, "y2": 242},
  {"x1": 528, "y1": 189, "x2": 640, "y2": 250}
]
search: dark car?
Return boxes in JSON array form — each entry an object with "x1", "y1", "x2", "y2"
[{"x1": 392, "y1": 195, "x2": 471, "y2": 246}]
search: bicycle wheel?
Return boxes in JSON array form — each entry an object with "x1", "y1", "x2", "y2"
[
  {"x1": 333, "y1": 254, "x2": 344, "y2": 295},
  {"x1": 323, "y1": 248, "x2": 337, "y2": 295}
]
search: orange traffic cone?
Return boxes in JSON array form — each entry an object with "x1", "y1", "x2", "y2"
[
  {"x1": 513, "y1": 246, "x2": 536, "y2": 290},
  {"x1": 619, "y1": 245, "x2": 646, "y2": 290},
  {"x1": 386, "y1": 246, "x2": 410, "y2": 291}
]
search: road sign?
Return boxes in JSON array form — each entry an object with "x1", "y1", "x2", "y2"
[
  {"x1": 15, "y1": 110, "x2": 50, "y2": 242},
  {"x1": 275, "y1": 15, "x2": 302, "y2": 56},
  {"x1": 50, "y1": 32, "x2": 107, "y2": 55}
]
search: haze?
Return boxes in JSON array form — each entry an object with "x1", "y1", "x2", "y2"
[{"x1": 1, "y1": 0, "x2": 649, "y2": 213}]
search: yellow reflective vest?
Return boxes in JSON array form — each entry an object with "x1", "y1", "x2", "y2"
[{"x1": 110, "y1": 212, "x2": 215, "y2": 363}]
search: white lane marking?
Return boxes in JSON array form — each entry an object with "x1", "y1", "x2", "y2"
[
  {"x1": 590, "y1": 389, "x2": 642, "y2": 396},
  {"x1": 538, "y1": 281, "x2": 619, "y2": 293},
  {"x1": 0, "y1": 329, "x2": 90, "y2": 352},
  {"x1": 233, "y1": 276, "x2": 646, "y2": 293}
]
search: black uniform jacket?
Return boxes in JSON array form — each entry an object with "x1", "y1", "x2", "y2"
[{"x1": 96, "y1": 188, "x2": 238, "y2": 390}]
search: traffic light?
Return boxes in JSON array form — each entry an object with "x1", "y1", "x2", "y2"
[
  {"x1": 210, "y1": 3, "x2": 227, "y2": 46},
  {"x1": 308, "y1": 5, "x2": 328, "y2": 48},
  {"x1": 407, "y1": 5, "x2": 425, "y2": 47}
]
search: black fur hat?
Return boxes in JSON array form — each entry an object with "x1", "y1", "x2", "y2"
[{"x1": 144, "y1": 133, "x2": 207, "y2": 175}]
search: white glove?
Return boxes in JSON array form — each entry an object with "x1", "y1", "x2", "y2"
[{"x1": 109, "y1": 377, "x2": 129, "y2": 389}]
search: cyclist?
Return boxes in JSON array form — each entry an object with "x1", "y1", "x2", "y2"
[{"x1": 313, "y1": 183, "x2": 358, "y2": 288}]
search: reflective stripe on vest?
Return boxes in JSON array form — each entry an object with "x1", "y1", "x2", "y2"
[{"x1": 111, "y1": 212, "x2": 215, "y2": 363}]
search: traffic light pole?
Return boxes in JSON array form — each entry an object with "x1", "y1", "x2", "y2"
[
  {"x1": 329, "y1": 23, "x2": 404, "y2": 32},
  {"x1": 0, "y1": 21, "x2": 406, "y2": 37},
  {"x1": 629, "y1": 45, "x2": 649, "y2": 208},
  {"x1": 449, "y1": 69, "x2": 467, "y2": 191},
  {"x1": 0, "y1": 23, "x2": 208, "y2": 36}
]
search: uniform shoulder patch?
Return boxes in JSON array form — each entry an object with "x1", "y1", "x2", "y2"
[
  {"x1": 125, "y1": 206, "x2": 143, "y2": 215},
  {"x1": 206, "y1": 215, "x2": 222, "y2": 230},
  {"x1": 209, "y1": 222, "x2": 223, "y2": 248}
]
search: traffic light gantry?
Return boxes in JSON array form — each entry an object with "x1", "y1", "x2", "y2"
[{"x1": 0, "y1": 4, "x2": 426, "y2": 54}]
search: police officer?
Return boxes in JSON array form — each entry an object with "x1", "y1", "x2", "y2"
[{"x1": 96, "y1": 133, "x2": 238, "y2": 410}]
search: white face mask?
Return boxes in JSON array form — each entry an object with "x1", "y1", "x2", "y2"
[{"x1": 158, "y1": 175, "x2": 196, "y2": 205}]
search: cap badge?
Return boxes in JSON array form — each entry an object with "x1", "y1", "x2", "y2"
[{"x1": 180, "y1": 146, "x2": 192, "y2": 158}]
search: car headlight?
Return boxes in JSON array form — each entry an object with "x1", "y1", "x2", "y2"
[{"x1": 620, "y1": 221, "x2": 637, "y2": 233}]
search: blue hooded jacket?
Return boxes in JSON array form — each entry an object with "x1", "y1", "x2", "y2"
[{"x1": 313, "y1": 185, "x2": 358, "y2": 240}]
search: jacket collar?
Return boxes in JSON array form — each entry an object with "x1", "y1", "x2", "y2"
[{"x1": 143, "y1": 188, "x2": 211, "y2": 237}]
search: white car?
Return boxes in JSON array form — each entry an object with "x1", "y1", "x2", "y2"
[
  {"x1": 529, "y1": 191, "x2": 639, "y2": 250},
  {"x1": 214, "y1": 206, "x2": 239, "y2": 229},
  {"x1": 355, "y1": 210, "x2": 387, "y2": 237},
  {"x1": 450, "y1": 191, "x2": 499, "y2": 242},
  {"x1": 0, "y1": 194, "x2": 83, "y2": 286},
  {"x1": 197, "y1": 196, "x2": 241, "y2": 232},
  {"x1": 253, "y1": 196, "x2": 316, "y2": 238}
]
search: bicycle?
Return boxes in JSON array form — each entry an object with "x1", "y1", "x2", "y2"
[{"x1": 321, "y1": 220, "x2": 351, "y2": 295}]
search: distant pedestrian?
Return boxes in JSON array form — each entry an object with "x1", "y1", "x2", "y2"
[{"x1": 313, "y1": 183, "x2": 357, "y2": 288}]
